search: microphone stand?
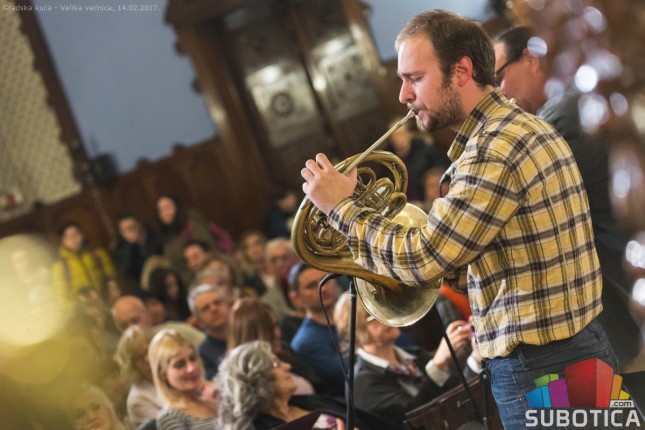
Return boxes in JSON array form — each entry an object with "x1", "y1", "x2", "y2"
[
  {"x1": 319, "y1": 273, "x2": 356, "y2": 430},
  {"x1": 431, "y1": 306, "x2": 484, "y2": 425},
  {"x1": 346, "y1": 278, "x2": 357, "y2": 430}
]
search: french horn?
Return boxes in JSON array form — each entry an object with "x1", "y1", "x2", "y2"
[{"x1": 291, "y1": 110, "x2": 440, "y2": 327}]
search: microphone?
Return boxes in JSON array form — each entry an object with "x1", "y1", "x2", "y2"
[{"x1": 320, "y1": 273, "x2": 343, "y2": 288}]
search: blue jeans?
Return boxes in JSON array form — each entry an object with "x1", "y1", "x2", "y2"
[{"x1": 484, "y1": 319, "x2": 618, "y2": 429}]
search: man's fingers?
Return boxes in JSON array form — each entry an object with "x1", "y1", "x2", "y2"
[
  {"x1": 315, "y1": 153, "x2": 333, "y2": 170},
  {"x1": 305, "y1": 159, "x2": 323, "y2": 177},
  {"x1": 301, "y1": 167, "x2": 313, "y2": 180}
]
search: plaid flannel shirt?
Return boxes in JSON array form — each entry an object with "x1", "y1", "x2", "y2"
[{"x1": 328, "y1": 90, "x2": 602, "y2": 359}]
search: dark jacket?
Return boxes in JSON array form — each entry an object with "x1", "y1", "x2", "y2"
[
  {"x1": 253, "y1": 395, "x2": 400, "y2": 430},
  {"x1": 353, "y1": 348, "x2": 478, "y2": 427}
]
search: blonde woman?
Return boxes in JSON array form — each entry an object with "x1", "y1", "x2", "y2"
[
  {"x1": 148, "y1": 329, "x2": 216, "y2": 429},
  {"x1": 113, "y1": 325, "x2": 161, "y2": 427}
]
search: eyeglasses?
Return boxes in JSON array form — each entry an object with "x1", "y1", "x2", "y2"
[
  {"x1": 495, "y1": 55, "x2": 521, "y2": 86},
  {"x1": 72, "y1": 403, "x2": 103, "y2": 423},
  {"x1": 365, "y1": 315, "x2": 376, "y2": 323},
  {"x1": 272, "y1": 357, "x2": 284, "y2": 368}
]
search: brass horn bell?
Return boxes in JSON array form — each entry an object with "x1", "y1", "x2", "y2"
[{"x1": 292, "y1": 117, "x2": 440, "y2": 327}]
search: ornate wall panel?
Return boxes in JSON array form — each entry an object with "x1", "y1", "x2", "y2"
[{"x1": 0, "y1": 3, "x2": 81, "y2": 223}]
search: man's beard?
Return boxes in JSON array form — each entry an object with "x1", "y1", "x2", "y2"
[{"x1": 416, "y1": 79, "x2": 465, "y2": 133}]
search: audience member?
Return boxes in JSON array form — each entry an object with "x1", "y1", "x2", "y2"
[
  {"x1": 148, "y1": 267, "x2": 191, "y2": 322},
  {"x1": 192, "y1": 266, "x2": 237, "y2": 299},
  {"x1": 261, "y1": 238, "x2": 299, "y2": 320},
  {"x1": 76, "y1": 286, "x2": 121, "y2": 354},
  {"x1": 51, "y1": 222, "x2": 117, "y2": 307},
  {"x1": 112, "y1": 212, "x2": 162, "y2": 292},
  {"x1": 187, "y1": 284, "x2": 233, "y2": 380},
  {"x1": 139, "y1": 255, "x2": 172, "y2": 292},
  {"x1": 155, "y1": 195, "x2": 235, "y2": 282},
  {"x1": 263, "y1": 187, "x2": 299, "y2": 239},
  {"x1": 218, "y1": 341, "x2": 367, "y2": 430},
  {"x1": 68, "y1": 384, "x2": 126, "y2": 430},
  {"x1": 227, "y1": 298, "x2": 323, "y2": 395},
  {"x1": 140, "y1": 291, "x2": 169, "y2": 326},
  {"x1": 237, "y1": 230, "x2": 269, "y2": 297},
  {"x1": 182, "y1": 240, "x2": 211, "y2": 275},
  {"x1": 420, "y1": 166, "x2": 445, "y2": 211},
  {"x1": 148, "y1": 329, "x2": 217, "y2": 429},
  {"x1": 113, "y1": 325, "x2": 162, "y2": 428},
  {"x1": 111, "y1": 295, "x2": 204, "y2": 346},
  {"x1": 335, "y1": 292, "x2": 481, "y2": 426},
  {"x1": 288, "y1": 262, "x2": 345, "y2": 397}
]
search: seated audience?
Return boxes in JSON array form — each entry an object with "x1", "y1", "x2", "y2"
[
  {"x1": 288, "y1": 263, "x2": 345, "y2": 397},
  {"x1": 217, "y1": 341, "x2": 396, "y2": 430},
  {"x1": 419, "y1": 167, "x2": 446, "y2": 212},
  {"x1": 182, "y1": 240, "x2": 212, "y2": 276},
  {"x1": 155, "y1": 195, "x2": 234, "y2": 282},
  {"x1": 114, "y1": 325, "x2": 162, "y2": 428},
  {"x1": 192, "y1": 266, "x2": 237, "y2": 299},
  {"x1": 68, "y1": 384, "x2": 126, "y2": 430},
  {"x1": 148, "y1": 267, "x2": 191, "y2": 321},
  {"x1": 76, "y1": 286, "x2": 121, "y2": 353},
  {"x1": 148, "y1": 329, "x2": 217, "y2": 429},
  {"x1": 187, "y1": 284, "x2": 233, "y2": 380},
  {"x1": 51, "y1": 222, "x2": 117, "y2": 308},
  {"x1": 112, "y1": 212, "x2": 162, "y2": 292},
  {"x1": 263, "y1": 187, "x2": 299, "y2": 239},
  {"x1": 237, "y1": 230, "x2": 269, "y2": 297},
  {"x1": 111, "y1": 295, "x2": 204, "y2": 347},
  {"x1": 261, "y1": 238, "x2": 299, "y2": 320},
  {"x1": 227, "y1": 298, "x2": 324, "y2": 395},
  {"x1": 334, "y1": 292, "x2": 482, "y2": 426}
]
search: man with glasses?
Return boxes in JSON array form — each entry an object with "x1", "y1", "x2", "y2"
[
  {"x1": 300, "y1": 11, "x2": 618, "y2": 428},
  {"x1": 188, "y1": 284, "x2": 233, "y2": 379},
  {"x1": 494, "y1": 25, "x2": 644, "y2": 415}
]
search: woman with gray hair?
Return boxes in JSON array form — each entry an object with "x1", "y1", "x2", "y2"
[
  {"x1": 216, "y1": 340, "x2": 396, "y2": 430},
  {"x1": 217, "y1": 340, "x2": 333, "y2": 430}
]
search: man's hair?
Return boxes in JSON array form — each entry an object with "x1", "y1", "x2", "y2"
[
  {"x1": 115, "y1": 211, "x2": 138, "y2": 224},
  {"x1": 395, "y1": 10, "x2": 496, "y2": 88},
  {"x1": 57, "y1": 221, "x2": 82, "y2": 238},
  {"x1": 182, "y1": 239, "x2": 210, "y2": 253},
  {"x1": 287, "y1": 262, "x2": 311, "y2": 293},
  {"x1": 187, "y1": 283, "x2": 231, "y2": 316},
  {"x1": 494, "y1": 25, "x2": 534, "y2": 66}
]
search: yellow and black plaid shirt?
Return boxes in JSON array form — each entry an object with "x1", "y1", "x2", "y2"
[{"x1": 328, "y1": 90, "x2": 602, "y2": 359}]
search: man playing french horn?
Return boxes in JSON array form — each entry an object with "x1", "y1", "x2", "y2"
[{"x1": 300, "y1": 10, "x2": 617, "y2": 429}]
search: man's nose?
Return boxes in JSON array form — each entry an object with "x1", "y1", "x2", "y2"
[{"x1": 399, "y1": 80, "x2": 414, "y2": 105}]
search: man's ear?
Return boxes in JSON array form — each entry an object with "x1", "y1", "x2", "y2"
[
  {"x1": 453, "y1": 56, "x2": 473, "y2": 86},
  {"x1": 289, "y1": 290, "x2": 300, "y2": 304},
  {"x1": 523, "y1": 47, "x2": 541, "y2": 73}
]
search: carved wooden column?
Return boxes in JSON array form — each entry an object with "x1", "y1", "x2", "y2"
[{"x1": 166, "y1": 0, "x2": 393, "y2": 195}]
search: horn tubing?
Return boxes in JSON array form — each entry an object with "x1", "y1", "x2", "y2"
[{"x1": 342, "y1": 110, "x2": 416, "y2": 173}]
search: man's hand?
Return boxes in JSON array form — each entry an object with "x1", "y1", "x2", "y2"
[
  {"x1": 433, "y1": 320, "x2": 473, "y2": 370},
  {"x1": 301, "y1": 153, "x2": 358, "y2": 215}
]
